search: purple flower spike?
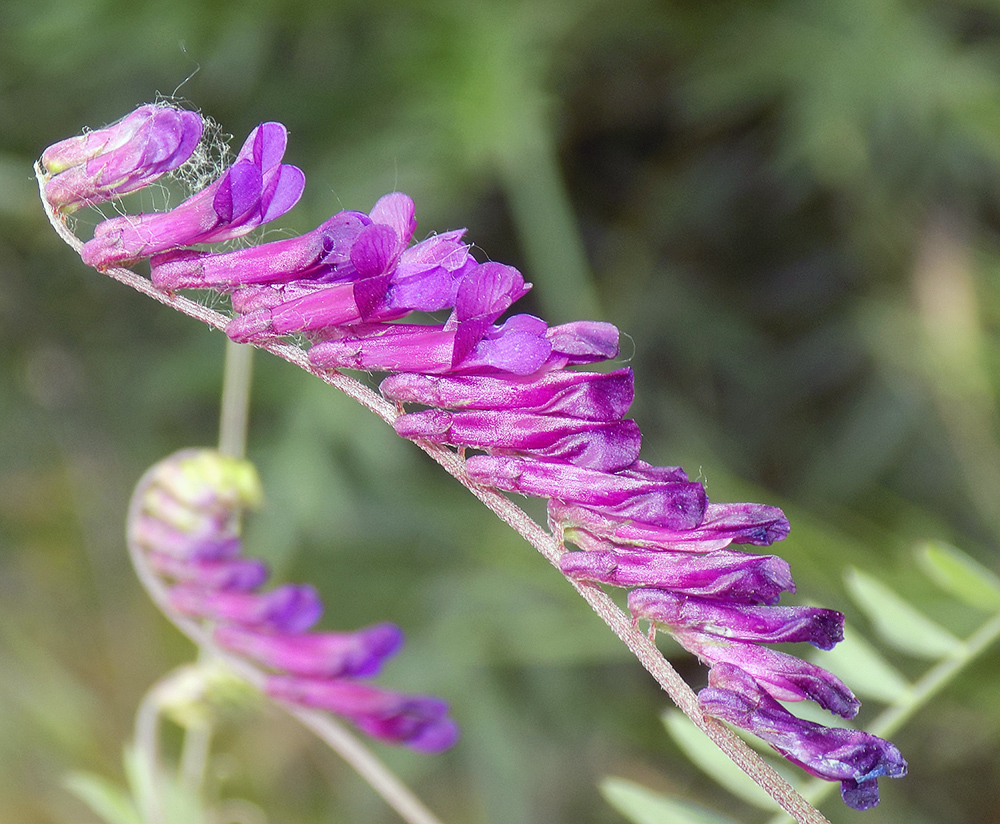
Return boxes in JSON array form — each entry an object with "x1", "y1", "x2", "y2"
[
  {"x1": 266, "y1": 676, "x2": 459, "y2": 752},
  {"x1": 43, "y1": 105, "x2": 203, "y2": 212},
  {"x1": 550, "y1": 500, "x2": 790, "y2": 553},
  {"x1": 628, "y1": 589, "x2": 843, "y2": 649},
  {"x1": 465, "y1": 456, "x2": 707, "y2": 529},
  {"x1": 150, "y1": 210, "x2": 370, "y2": 290},
  {"x1": 560, "y1": 547, "x2": 794, "y2": 604},
  {"x1": 146, "y1": 551, "x2": 269, "y2": 591},
  {"x1": 82, "y1": 122, "x2": 305, "y2": 268},
  {"x1": 169, "y1": 583, "x2": 323, "y2": 633},
  {"x1": 381, "y1": 368, "x2": 635, "y2": 421},
  {"x1": 394, "y1": 409, "x2": 641, "y2": 471},
  {"x1": 701, "y1": 664, "x2": 906, "y2": 809},
  {"x1": 215, "y1": 622, "x2": 404, "y2": 678},
  {"x1": 678, "y1": 632, "x2": 858, "y2": 717}
]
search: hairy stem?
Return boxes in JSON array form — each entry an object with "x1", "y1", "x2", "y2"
[{"x1": 39, "y1": 163, "x2": 829, "y2": 824}]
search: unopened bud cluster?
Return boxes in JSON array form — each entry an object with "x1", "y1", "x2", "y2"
[{"x1": 128, "y1": 449, "x2": 457, "y2": 753}]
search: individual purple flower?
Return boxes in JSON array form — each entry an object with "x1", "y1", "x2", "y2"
[
  {"x1": 150, "y1": 210, "x2": 370, "y2": 290},
  {"x1": 550, "y1": 500, "x2": 790, "y2": 553},
  {"x1": 266, "y1": 676, "x2": 459, "y2": 753},
  {"x1": 43, "y1": 104, "x2": 203, "y2": 212},
  {"x1": 559, "y1": 546, "x2": 794, "y2": 604},
  {"x1": 146, "y1": 551, "x2": 269, "y2": 591},
  {"x1": 82, "y1": 122, "x2": 305, "y2": 268},
  {"x1": 393, "y1": 408, "x2": 642, "y2": 471},
  {"x1": 628, "y1": 588, "x2": 843, "y2": 649},
  {"x1": 224, "y1": 229, "x2": 474, "y2": 343},
  {"x1": 131, "y1": 515, "x2": 241, "y2": 561},
  {"x1": 215, "y1": 623, "x2": 404, "y2": 679},
  {"x1": 465, "y1": 455, "x2": 707, "y2": 529},
  {"x1": 380, "y1": 368, "x2": 635, "y2": 421},
  {"x1": 168, "y1": 583, "x2": 324, "y2": 633},
  {"x1": 701, "y1": 664, "x2": 906, "y2": 810},
  {"x1": 676, "y1": 630, "x2": 858, "y2": 718}
]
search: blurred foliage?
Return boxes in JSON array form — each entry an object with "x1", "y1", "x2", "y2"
[{"x1": 6, "y1": 0, "x2": 1000, "y2": 822}]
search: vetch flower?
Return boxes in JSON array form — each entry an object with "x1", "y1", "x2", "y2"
[
  {"x1": 214, "y1": 623, "x2": 403, "y2": 679},
  {"x1": 560, "y1": 545, "x2": 794, "y2": 604},
  {"x1": 42, "y1": 104, "x2": 203, "y2": 212},
  {"x1": 169, "y1": 584, "x2": 325, "y2": 633},
  {"x1": 82, "y1": 122, "x2": 305, "y2": 268},
  {"x1": 150, "y1": 210, "x2": 370, "y2": 290},
  {"x1": 701, "y1": 664, "x2": 907, "y2": 810},
  {"x1": 465, "y1": 456, "x2": 707, "y2": 529},
  {"x1": 627, "y1": 588, "x2": 843, "y2": 649},
  {"x1": 266, "y1": 676, "x2": 459, "y2": 753},
  {"x1": 225, "y1": 227, "x2": 474, "y2": 342},
  {"x1": 380, "y1": 368, "x2": 635, "y2": 421},
  {"x1": 675, "y1": 630, "x2": 859, "y2": 718},
  {"x1": 550, "y1": 499, "x2": 790, "y2": 553},
  {"x1": 393, "y1": 408, "x2": 642, "y2": 471}
]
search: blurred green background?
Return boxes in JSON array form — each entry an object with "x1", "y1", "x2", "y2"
[{"x1": 4, "y1": 0, "x2": 1000, "y2": 822}]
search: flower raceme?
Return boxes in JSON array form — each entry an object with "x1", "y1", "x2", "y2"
[
  {"x1": 43, "y1": 103, "x2": 906, "y2": 809},
  {"x1": 128, "y1": 449, "x2": 458, "y2": 752}
]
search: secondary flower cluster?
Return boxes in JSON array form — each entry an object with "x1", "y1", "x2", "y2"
[
  {"x1": 127, "y1": 448, "x2": 458, "y2": 753},
  {"x1": 44, "y1": 103, "x2": 905, "y2": 808}
]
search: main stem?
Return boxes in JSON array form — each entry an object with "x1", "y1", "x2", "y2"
[{"x1": 39, "y1": 166, "x2": 829, "y2": 824}]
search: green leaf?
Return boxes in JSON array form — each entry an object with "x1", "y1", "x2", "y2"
[
  {"x1": 814, "y1": 623, "x2": 910, "y2": 702},
  {"x1": 844, "y1": 567, "x2": 960, "y2": 658},
  {"x1": 64, "y1": 772, "x2": 142, "y2": 824},
  {"x1": 662, "y1": 711, "x2": 783, "y2": 810},
  {"x1": 600, "y1": 777, "x2": 741, "y2": 824},
  {"x1": 917, "y1": 540, "x2": 1000, "y2": 611}
]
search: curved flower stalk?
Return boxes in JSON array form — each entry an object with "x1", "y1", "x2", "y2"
[
  {"x1": 38, "y1": 103, "x2": 907, "y2": 818},
  {"x1": 128, "y1": 449, "x2": 459, "y2": 753}
]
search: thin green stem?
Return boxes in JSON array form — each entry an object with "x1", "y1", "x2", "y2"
[
  {"x1": 218, "y1": 338, "x2": 254, "y2": 459},
  {"x1": 498, "y1": 128, "x2": 602, "y2": 324},
  {"x1": 178, "y1": 335, "x2": 256, "y2": 793}
]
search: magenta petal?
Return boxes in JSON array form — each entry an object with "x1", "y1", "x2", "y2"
[
  {"x1": 368, "y1": 192, "x2": 417, "y2": 245},
  {"x1": 546, "y1": 321, "x2": 619, "y2": 363},
  {"x1": 351, "y1": 223, "x2": 401, "y2": 279}
]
